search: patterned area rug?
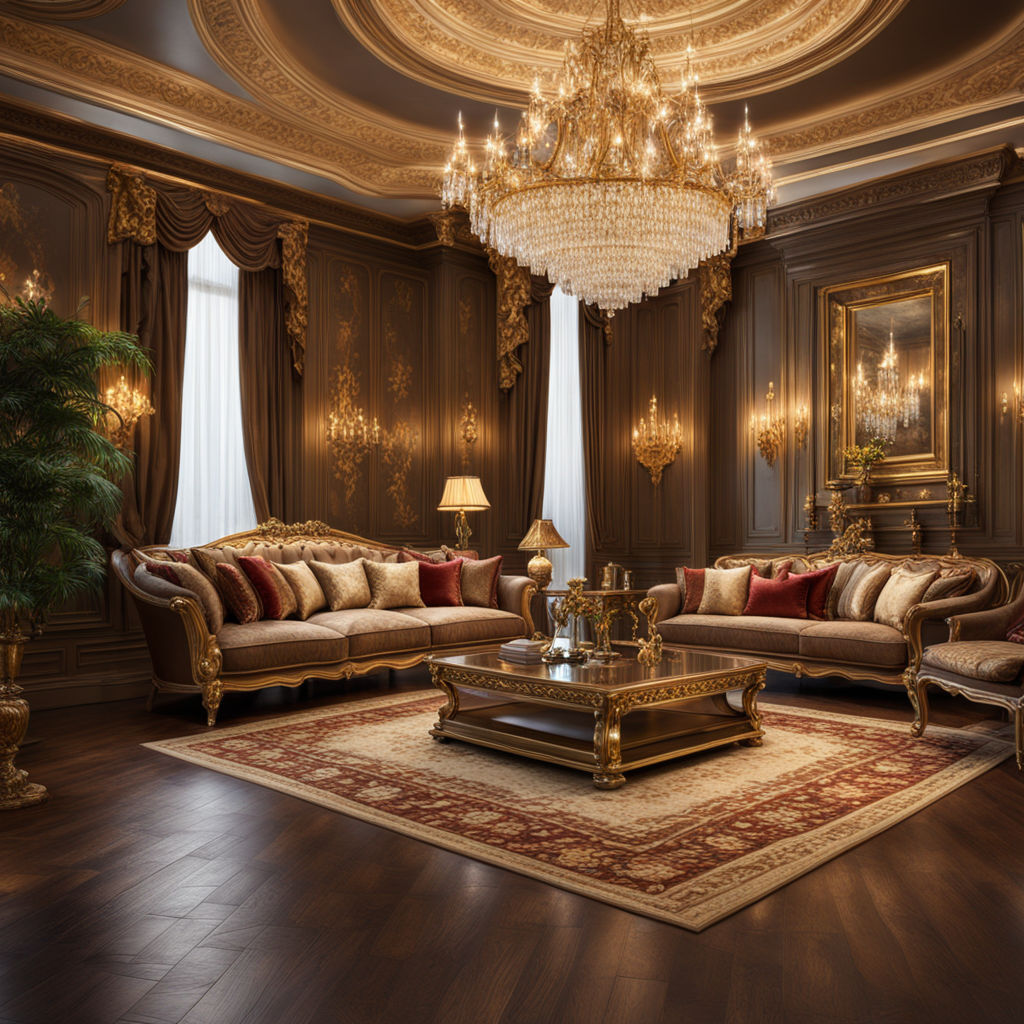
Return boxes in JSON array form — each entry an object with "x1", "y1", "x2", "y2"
[{"x1": 145, "y1": 692, "x2": 1012, "y2": 930}]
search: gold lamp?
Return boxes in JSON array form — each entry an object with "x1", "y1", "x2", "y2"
[
  {"x1": 437, "y1": 475, "x2": 490, "y2": 550},
  {"x1": 518, "y1": 519, "x2": 570, "y2": 590}
]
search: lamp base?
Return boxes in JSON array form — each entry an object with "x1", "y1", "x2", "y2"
[
  {"x1": 453, "y1": 510, "x2": 471, "y2": 550},
  {"x1": 527, "y1": 551, "x2": 552, "y2": 590}
]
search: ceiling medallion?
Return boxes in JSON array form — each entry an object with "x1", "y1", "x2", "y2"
[{"x1": 441, "y1": 0, "x2": 773, "y2": 314}]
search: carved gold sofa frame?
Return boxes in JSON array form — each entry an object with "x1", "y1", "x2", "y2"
[{"x1": 112, "y1": 520, "x2": 536, "y2": 725}]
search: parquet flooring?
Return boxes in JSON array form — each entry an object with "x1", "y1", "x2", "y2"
[{"x1": 1, "y1": 671, "x2": 1022, "y2": 1024}]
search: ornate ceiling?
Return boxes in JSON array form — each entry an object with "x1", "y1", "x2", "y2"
[{"x1": 0, "y1": 0, "x2": 1021, "y2": 218}]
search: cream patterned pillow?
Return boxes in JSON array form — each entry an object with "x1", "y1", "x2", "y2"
[
  {"x1": 874, "y1": 566, "x2": 939, "y2": 630},
  {"x1": 277, "y1": 559, "x2": 328, "y2": 619},
  {"x1": 697, "y1": 565, "x2": 752, "y2": 616},
  {"x1": 837, "y1": 562, "x2": 892, "y2": 621},
  {"x1": 362, "y1": 559, "x2": 425, "y2": 610},
  {"x1": 308, "y1": 559, "x2": 371, "y2": 611},
  {"x1": 826, "y1": 560, "x2": 861, "y2": 619}
]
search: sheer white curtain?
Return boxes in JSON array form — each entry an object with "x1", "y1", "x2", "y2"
[
  {"x1": 542, "y1": 286, "x2": 586, "y2": 588},
  {"x1": 169, "y1": 232, "x2": 257, "y2": 547}
]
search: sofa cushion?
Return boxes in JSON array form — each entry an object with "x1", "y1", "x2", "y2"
[
  {"x1": 921, "y1": 641, "x2": 1024, "y2": 684},
  {"x1": 798, "y1": 620, "x2": 907, "y2": 668},
  {"x1": 922, "y1": 566, "x2": 975, "y2": 603},
  {"x1": 461, "y1": 555, "x2": 502, "y2": 608},
  {"x1": 309, "y1": 559, "x2": 372, "y2": 610},
  {"x1": 276, "y1": 559, "x2": 328, "y2": 619},
  {"x1": 306, "y1": 609, "x2": 431, "y2": 657},
  {"x1": 826, "y1": 560, "x2": 862, "y2": 619},
  {"x1": 698, "y1": 565, "x2": 751, "y2": 616},
  {"x1": 873, "y1": 565, "x2": 938, "y2": 630},
  {"x1": 742, "y1": 573, "x2": 810, "y2": 618},
  {"x1": 418, "y1": 558, "x2": 463, "y2": 607},
  {"x1": 215, "y1": 563, "x2": 262, "y2": 624},
  {"x1": 658, "y1": 614, "x2": 808, "y2": 655},
  {"x1": 675, "y1": 566, "x2": 706, "y2": 614},
  {"x1": 238, "y1": 556, "x2": 298, "y2": 621},
  {"x1": 218, "y1": 620, "x2": 348, "y2": 673},
  {"x1": 363, "y1": 559, "x2": 425, "y2": 610},
  {"x1": 790, "y1": 563, "x2": 839, "y2": 620},
  {"x1": 399, "y1": 606, "x2": 526, "y2": 646}
]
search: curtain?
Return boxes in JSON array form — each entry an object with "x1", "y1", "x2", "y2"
[
  {"x1": 542, "y1": 287, "x2": 586, "y2": 589},
  {"x1": 168, "y1": 234, "x2": 258, "y2": 546},
  {"x1": 580, "y1": 303, "x2": 612, "y2": 575}
]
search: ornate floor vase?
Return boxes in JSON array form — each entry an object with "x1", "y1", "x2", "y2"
[{"x1": 0, "y1": 632, "x2": 47, "y2": 810}]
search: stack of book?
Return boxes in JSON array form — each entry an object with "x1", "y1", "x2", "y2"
[{"x1": 498, "y1": 638, "x2": 547, "y2": 665}]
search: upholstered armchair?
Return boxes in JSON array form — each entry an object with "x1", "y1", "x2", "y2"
[{"x1": 913, "y1": 589, "x2": 1024, "y2": 770}]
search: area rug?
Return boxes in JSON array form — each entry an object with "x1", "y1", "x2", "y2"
[{"x1": 144, "y1": 692, "x2": 1012, "y2": 930}]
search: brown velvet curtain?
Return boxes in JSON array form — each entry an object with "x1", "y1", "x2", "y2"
[
  {"x1": 115, "y1": 180, "x2": 298, "y2": 542},
  {"x1": 500, "y1": 276, "x2": 554, "y2": 547},
  {"x1": 580, "y1": 304, "x2": 611, "y2": 571}
]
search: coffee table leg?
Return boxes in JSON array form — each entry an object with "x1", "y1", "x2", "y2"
[
  {"x1": 740, "y1": 670, "x2": 767, "y2": 746},
  {"x1": 593, "y1": 703, "x2": 626, "y2": 789}
]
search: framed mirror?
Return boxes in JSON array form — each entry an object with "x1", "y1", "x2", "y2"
[{"x1": 823, "y1": 264, "x2": 948, "y2": 484}]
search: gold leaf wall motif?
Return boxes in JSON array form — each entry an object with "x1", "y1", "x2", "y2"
[{"x1": 0, "y1": 182, "x2": 54, "y2": 302}]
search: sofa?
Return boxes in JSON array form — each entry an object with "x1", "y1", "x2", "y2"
[
  {"x1": 646, "y1": 551, "x2": 1006, "y2": 704},
  {"x1": 112, "y1": 520, "x2": 536, "y2": 725}
]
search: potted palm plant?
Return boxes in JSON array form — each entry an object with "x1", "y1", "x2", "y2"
[{"x1": 0, "y1": 295, "x2": 148, "y2": 809}]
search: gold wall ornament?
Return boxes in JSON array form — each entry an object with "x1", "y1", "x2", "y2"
[
  {"x1": 1000, "y1": 382, "x2": 1024, "y2": 423},
  {"x1": 253, "y1": 517, "x2": 333, "y2": 542},
  {"x1": 752, "y1": 381, "x2": 785, "y2": 468},
  {"x1": 827, "y1": 484, "x2": 848, "y2": 537},
  {"x1": 803, "y1": 493, "x2": 818, "y2": 552},
  {"x1": 101, "y1": 374, "x2": 154, "y2": 449},
  {"x1": 904, "y1": 508, "x2": 923, "y2": 555},
  {"x1": 276, "y1": 219, "x2": 308, "y2": 376},
  {"x1": 698, "y1": 251, "x2": 733, "y2": 356},
  {"x1": 459, "y1": 395, "x2": 478, "y2": 471},
  {"x1": 793, "y1": 403, "x2": 810, "y2": 449},
  {"x1": 946, "y1": 472, "x2": 967, "y2": 557},
  {"x1": 105, "y1": 164, "x2": 156, "y2": 245},
  {"x1": 632, "y1": 395, "x2": 683, "y2": 486},
  {"x1": 826, "y1": 518, "x2": 875, "y2": 558},
  {"x1": 488, "y1": 249, "x2": 532, "y2": 391},
  {"x1": 442, "y1": 1, "x2": 773, "y2": 314}
]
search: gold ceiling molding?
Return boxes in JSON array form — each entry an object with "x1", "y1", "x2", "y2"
[
  {"x1": 189, "y1": 0, "x2": 449, "y2": 162},
  {"x1": 331, "y1": 0, "x2": 906, "y2": 105},
  {"x1": 0, "y1": 11, "x2": 438, "y2": 197},
  {"x1": 766, "y1": 17, "x2": 1024, "y2": 160},
  {"x1": 3, "y1": 0, "x2": 126, "y2": 18}
]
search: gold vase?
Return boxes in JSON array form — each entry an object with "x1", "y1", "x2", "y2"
[{"x1": 0, "y1": 633, "x2": 48, "y2": 810}]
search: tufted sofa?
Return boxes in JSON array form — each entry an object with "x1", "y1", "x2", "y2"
[
  {"x1": 646, "y1": 551, "x2": 1006, "y2": 705},
  {"x1": 112, "y1": 522, "x2": 535, "y2": 725}
]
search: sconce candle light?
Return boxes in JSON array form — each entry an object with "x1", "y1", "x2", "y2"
[
  {"x1": 102, "y1": 375, "x2": 154, "y2": 449},
  {"x1": 632, "y1": 395, "x2": 683, "y2": 485},
  {"x1": 793, "y1": 402, "x2": 809, "y2": 449},
  {"x1": 752, "y1": 381, "x2": 785, "y2": 467},
  {"x1": 1001, "y1": 382, "x2": 1024, "y2": 423}
]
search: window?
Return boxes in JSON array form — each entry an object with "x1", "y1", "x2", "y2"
[
  {"x1": 169, "y1": 232, "x2": 257, "y2": 547},
  {"x1": 542, "y1": 286, "x2": 586, "y2": 588}
]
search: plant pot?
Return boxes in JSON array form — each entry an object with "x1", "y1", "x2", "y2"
[{"x1": 856, "y1": 482, "x2": 872, "y2": 504}]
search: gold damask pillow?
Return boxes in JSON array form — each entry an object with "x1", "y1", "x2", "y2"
[
  {"x1": 697, "y1": 565, "x2": 751, "y2": 616},
  {"x1": 308, "y1": 559, "x2": 371, "y2": 611},
  {"x1": 362, "y1": 559, "x2": 425, "y2": 610},
  {"x1": 277, "y1": 560, "x2": 328, "y2": 619},
  {"x1": 874, "y1": 566, "x2": 939, "y2": 630},
  {"x1": 837, "y1": 562, "x2": 892, "y2": 621}
]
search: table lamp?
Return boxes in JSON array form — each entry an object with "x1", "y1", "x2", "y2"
[
  {"x1": 518, "y1": 518, "x2": 569, "y2": 590},
  {"x1": 437, "y1": 475, "x2": 490, "y2": 549}
]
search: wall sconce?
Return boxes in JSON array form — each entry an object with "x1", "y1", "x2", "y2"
[
  {"x1": 1001, "y1": 382, "x2": 1024, "y2": 423},
  {"x1": 793, "y1": 402, "x2": 809, "y2": 449},
  {"x1": 751, "y1": 381, "x2": 785, "y2": 467},
  {"x1": 102, "y1": 375, "x2": 154, "y2": 449},
  {"x1": 632, "y1": 394, "x2": 683, "y2": 485}
]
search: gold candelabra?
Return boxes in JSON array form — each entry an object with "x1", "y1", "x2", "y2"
[
  {"x1": 793, "y1": 403, "x2": 809, "y2": 449},
  {"x1": 101, "y1": 375, "x2": 154, "y2": 449},
  {"x1": 631, "y1": 395, "x2": 683, "y2": 485},
  {"x1": 752, "y1": 382, "x2": 785, "y2": 467},
  {"x1": 946, "y1": 472, "x2": 967, "y2": 557}
]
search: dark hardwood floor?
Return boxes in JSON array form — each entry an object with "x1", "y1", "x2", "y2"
[{"x1": 1, "y1": 671, "x2": 1021, "y2": 1024}]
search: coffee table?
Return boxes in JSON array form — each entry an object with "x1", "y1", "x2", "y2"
[{"x1": 427, "y1": 645, "x2": 767, "y2": 789}]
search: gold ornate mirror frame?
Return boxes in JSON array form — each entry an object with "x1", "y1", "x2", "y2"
[{"x1": 823, "y1": 263, "x2": 949, "y2": 485}]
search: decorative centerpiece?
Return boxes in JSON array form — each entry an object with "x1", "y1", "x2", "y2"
[
  {"x1": 842, "y1": 435, "x2": 891, "y2": 503},
  {"x1": 542, "y1": 578, "x2": 590, "y2": 664}
]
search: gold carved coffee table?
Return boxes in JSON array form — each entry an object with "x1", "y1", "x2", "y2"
[{"x1": 427, "y1": 646, "x2": 767, "y2": 789}]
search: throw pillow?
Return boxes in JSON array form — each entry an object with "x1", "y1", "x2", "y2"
[
  {"x1": 697, "y1": 565, "x2": 752, "y2": 616},
  {"x1": 791, "y1": 563, "x2": 840, "y2": 620},
  {"x1": 874, "y1": 566, "x2": 939, "y2": 630},
  {"x1": 837, "y1": 562, "x2": 892, "y2": 621},
  {"x1": 675, "y1": 566, "x2": 706, "y2": 614},
  {"x1": 1006, "y1": 615, "x2": 1024, "y2": 644},
  {"x1": 770, "y1": 559, "x2": 794, "y2": 579},
  {"x1": 144, "y1": 561, "x2": 225, "y2": 632},
  {"x1": 398, "y1": 547, "x2": 445, "y2": 564},
  {"x1": 362, "y1": 559, "x2": 425, "y2": 610},
  {"x1": 743, "y1": 573, "x2": 811, "y2": 618},
  {"x1": 136, "y1": 547, "x2": 191, "y2": 565},
  {"x1": 461, "y1": 555, "x2": 502, "y2": 608},
  {"x1": 215, "y1": 563, "x2": 261, "y2": 624},
  {"x1": 419, "y1": 559, "x2": 463, "y2": 606},
  {"x1": 276, "y1": 560, "x2": 328, "y2": 619},
  {"x1": 308, "y1": 559, "x2": 372, "y2": 611},
  {"x1": 238, "y1": 556, "x2": 298, "y2": 621},
  {"x1": 922, "y1": 566, "x2": 976, "y2": 603},
  {"x1": 827, "y1": 560, "x2": 863, "y2": 619}
]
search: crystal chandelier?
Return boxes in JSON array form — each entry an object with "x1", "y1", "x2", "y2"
[
  {"x1": 854, "y1": 319, "x2": 926, "y2": 440},
  {"x1": 441, "y1": 0, "x2": 773, "y2": 314}
]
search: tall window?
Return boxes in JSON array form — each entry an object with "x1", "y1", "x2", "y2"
[
  {"x1": 169, "y1": 232, "x2": 257, "y2": 546},
  {"x1": 542, "y1": 286, "x2": 586, "y2": 588}
]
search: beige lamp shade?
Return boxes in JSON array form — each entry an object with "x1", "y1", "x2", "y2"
[
  {"x1": 437, "y1": 475, "x2": 490, "y2": 511},
  {"x1": 518, "y1": 519, "x2": 569, "y2": 551}
]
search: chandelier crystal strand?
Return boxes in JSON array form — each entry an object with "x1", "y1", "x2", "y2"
[
  {"x1": 854, "y1": 317, "x2": 927, "y2": 440},
  {"x1": 441, "y1": 0, "x2": 772, "y2": 314}
]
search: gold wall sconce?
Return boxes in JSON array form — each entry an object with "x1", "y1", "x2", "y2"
[
  {"x1": 102, "y1": 375, "x2": 154, "y2": 449},
  {"x1": 517, "y1": 518, "x2": 569, "y2": 590},
  {"x1": 327, "y1": 408, "x2": 381, "y2": 449},
  {"x1": 1001, "y1": 382, "x2": 1024, "y2": 423},
  {"x1": 793, "y1": 402, "x2": 809, "y2": 449},
  {"x1": 632, "y1": 395, "x2": 683, "y2": 485},
  {"x1": 751, "y1": 381, "x2": 785, "y2": 467},
  {"x1": 437, "y1": 475, "x2": 490, "y2": 550}
]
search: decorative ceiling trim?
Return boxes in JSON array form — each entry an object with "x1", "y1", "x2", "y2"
[
  {"x1": 0, "y1": 10, "x2": 440, "y2": 197},
  {"x1": 2, "y1": 0, "x2": 126, "y2": 19},
  {"x1": 189, "y1": 0, "x2": 450, "y2": 158},
  {"x1": 329, "y1": 0, "x2": 908, "y2": 106}
]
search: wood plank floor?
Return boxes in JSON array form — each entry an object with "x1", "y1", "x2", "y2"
[{"x1": 1, "y1": 670, "x2": 1022, "y2": 1024}]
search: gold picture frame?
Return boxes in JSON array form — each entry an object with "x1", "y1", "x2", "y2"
[{"x1": 823, "y1": 264, "x2": 949, "y2": 484}]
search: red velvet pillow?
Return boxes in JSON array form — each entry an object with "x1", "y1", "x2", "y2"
[
  {"x1": 681, "y1": 567, "x2": 705, "y2": 614},
  {"x1": 418, "y1": 559, "x2": 463, "y2": 606},
  {"x1": 743, "y1": 572, "x2": 812, "y2": 618},
  {"x1": 791, "y1": 563, "x2": 840, "y2": 620},
  {"x1": 215, "y1": 563, "x2": 261, "y2": 624},
  {"x1": 238, "y1": 555, "x2": 298, "y2": 620}
]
